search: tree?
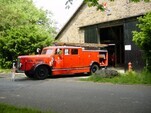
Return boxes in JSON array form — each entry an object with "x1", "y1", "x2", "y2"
[
  {"x1": 66, "y1": 0, "x2": 150, "y2": 11},
  {"x1": 133, "y1": 12, "x2": 151, "y2": 71},
  {"x1": 0, "y1": 0, "x2": 56, "y2": 68}
]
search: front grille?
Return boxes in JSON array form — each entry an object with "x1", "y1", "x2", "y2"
[
  {"x1": 17, "y1": 58, "x2": 20, "y2": 68},
  {"x1": 16, "y1": 58, "x2": 23, "y2": 73}
]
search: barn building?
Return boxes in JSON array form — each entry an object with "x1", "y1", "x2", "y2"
[{"x1": 55, "y1": 0, "x2": 151, "y2": 71}]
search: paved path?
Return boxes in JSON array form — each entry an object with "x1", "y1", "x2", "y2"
[{"x1": 0, "y1": 74, "x2": 151, "y2": 113}]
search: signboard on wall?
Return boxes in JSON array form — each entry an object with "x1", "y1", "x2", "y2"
[{"x1": 125, "y1": 45, "x2": 131, "y2": 51}]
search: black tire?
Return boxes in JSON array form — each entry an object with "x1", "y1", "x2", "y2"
[
  {"x1": 90, "y1": 64, "x2": 99, "y2": 74},
  {"x1": 34, "y1": 65, "x2": 48, "y2": 80},
  {"x1": 25, "y1": 71, "x2": 34, "y2": 78}
]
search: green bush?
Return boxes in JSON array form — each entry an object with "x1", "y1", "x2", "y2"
[
  {"x1": 133, "y1": 12, "x2": 151, "y2": 71},
  {"x1": 0, "y1": 0, "x2": 56, "y2": 68},
  {"x1": 139, "y1": 70, "x2": 151, "y2": 84}
]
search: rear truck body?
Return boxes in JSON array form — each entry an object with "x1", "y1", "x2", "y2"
[{"x1": 16, "y1": 46, "x2": 108, "y2": 80}]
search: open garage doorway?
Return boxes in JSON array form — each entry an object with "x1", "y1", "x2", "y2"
[{"x1": 99, "y1": 25, "x2": 124, "y2": 67}]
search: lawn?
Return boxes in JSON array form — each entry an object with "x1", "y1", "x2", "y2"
[
  {"x1": 81, "y1": 71, "x2": 151, "y2": 85},
  {"x1": 0, "y1": 103, "x2": 54, "y2": 113},
  {"x1": 0, "y1": 69, "x2": 11, "y2": 73}
]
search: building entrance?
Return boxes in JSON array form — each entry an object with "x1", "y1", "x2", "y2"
[{"x1": 99, "y1": 25, "x2": 124, "y2": 67}]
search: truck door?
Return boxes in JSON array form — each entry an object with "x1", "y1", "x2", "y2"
[
  {"x1": 63, "y1": 48, "x2": 79, "y2": 68},
  {"x1": 53, "y1": 48, "x2": 63, "y2": 68}
]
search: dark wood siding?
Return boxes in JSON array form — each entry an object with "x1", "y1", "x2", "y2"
[
  {"x1": 84, "y1": 26, "x2": 98, "y2": 43},
  {"x1": 83, "y1": 17, "x2": 145, "y2": 71},
  {"x1": 124, "y1": 19, "x2": 145, "y2": 71}
]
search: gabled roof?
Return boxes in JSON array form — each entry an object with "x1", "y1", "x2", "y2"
[
  {"x1": 55, "y1": 1, "x2": 85, "y2": 40},
  {"x1": 55, "y1": 1, "x2": 148, "y2": 40}
]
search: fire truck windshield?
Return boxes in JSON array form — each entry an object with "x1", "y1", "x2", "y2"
[{"x1": 41, "y1": 49, "x2": 53, "y2": 55}]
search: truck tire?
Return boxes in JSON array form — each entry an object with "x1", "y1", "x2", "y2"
[
  {"x1": 90, "y1": 64, "x2": 99, "y2": 74},
  {"x1": 25, "y1": 71, "x2": 34, "y2": 78},
  {"x1": 34, "y1": 65, "x2": 48, "y2": 80}
]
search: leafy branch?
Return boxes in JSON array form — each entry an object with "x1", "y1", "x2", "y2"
[{"x1": 65, "y1": 0, "x2": 150, "y2": 11}]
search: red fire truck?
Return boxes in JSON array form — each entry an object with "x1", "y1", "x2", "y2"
[{"x1": 16, "y1": 45, "x2": 108, "y2": 80}]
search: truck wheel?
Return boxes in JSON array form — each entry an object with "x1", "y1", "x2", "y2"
[
  {"x1": 25, "y1": 71, "x2": 34, "y2": 78},
  {"x1": 34, "y1": 65, "x2": 48, "y2": 80},
  {"x1": 90, "y1": 64, "x2": 99, "y2": 74}
]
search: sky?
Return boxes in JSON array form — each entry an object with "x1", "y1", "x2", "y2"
[{"x1": 33, "y1": 0, "x2": 83, "y2": 30}]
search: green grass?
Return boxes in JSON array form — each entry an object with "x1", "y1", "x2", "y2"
[
  {"x1": 0, "y1": 103, "x2": 55, "y2": 113},
  {"x1": 81, "y1": 71, "x2": 151, "y2": 85},
  {"x1": 0, "y1": 69, "x2": 11, "y2": 73}
]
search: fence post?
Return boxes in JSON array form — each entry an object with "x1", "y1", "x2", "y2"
[{"x1": 11, "y1": 62, "x2": 16, "y2": 81}]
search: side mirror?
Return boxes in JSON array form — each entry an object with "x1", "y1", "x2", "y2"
[
  {"x1": 56, "y1": 48, "x2": 62, "y2": 55},
  {"x1": 36, "y1": 48, "x2": 41, "y2": 54}
]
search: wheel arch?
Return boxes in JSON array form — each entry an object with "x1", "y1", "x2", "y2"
[
  {"x1": 90, "y1": 61, "x2": 100, "y2": 68},
  {"x1": 34, "y1": 63, "x2": 52, "y2": 75},
  {"x1": 89, "y1": 61, "x2": 100, "y2": 75}
]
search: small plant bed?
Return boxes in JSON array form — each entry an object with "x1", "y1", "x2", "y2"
[{"x1": 81, "y1": 69, "x2": 151, "y2": 85}]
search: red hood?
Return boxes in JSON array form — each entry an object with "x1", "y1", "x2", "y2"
[
  {"x1": 18, "y1": 54, "x2": 52, "y2": 59},
  {"x1": 18, "y1": 54, "x2": 53, "y2": 65},
  {"x1": 17, "y1": 54, "x2": 54, "y2": 71}
]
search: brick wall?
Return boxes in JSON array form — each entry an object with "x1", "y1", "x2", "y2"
[{"x1": 57, "y1": 0, "x2": 151, "y2": 43}]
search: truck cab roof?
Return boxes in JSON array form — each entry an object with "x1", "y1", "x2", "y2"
[{"x1": 43, "y1": 46, "x2": 82, "y2": 49}]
